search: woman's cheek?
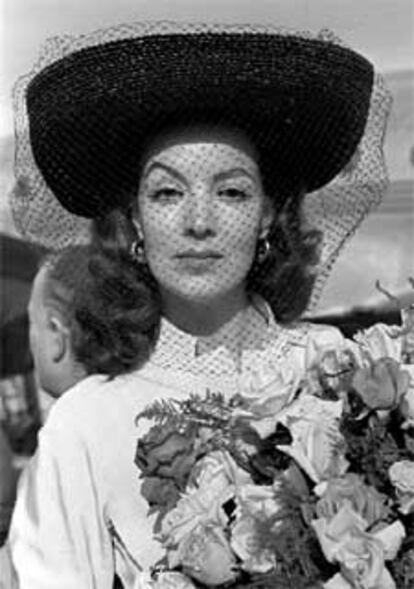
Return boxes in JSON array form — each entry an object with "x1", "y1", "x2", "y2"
[
  {"x1": 143, "y1": 216, "x2": 175, "y2": 257},
  {"x1": 225, "y1": 220, "x2": 260, "y2": 261}
]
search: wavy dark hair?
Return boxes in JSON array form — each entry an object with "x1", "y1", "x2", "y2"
[
  {"x1": 42, "y1": 244, "x2": 161, "y2": 378},
  {"x1": 247, "y1": 189, "x2": 322, "y2": 322},
  {"x1": 92, "y1": 192, "x2": 322, "y2": 327}
]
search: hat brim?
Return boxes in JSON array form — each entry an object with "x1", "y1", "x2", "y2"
[{"x1": 26, "y1": 31, "x2": 374, "y2": 217}]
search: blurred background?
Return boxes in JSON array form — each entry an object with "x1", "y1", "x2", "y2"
[{"x1": 0, "y1": 0, "x2": 413, "y2": 454}]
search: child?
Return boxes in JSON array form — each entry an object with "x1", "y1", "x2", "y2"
[
  {"x1": 0, "y1": 244, "x2": 160, "y2": 585},
  {"x1": 28, "y1": 244, "x2": 161, "y2": 398}
]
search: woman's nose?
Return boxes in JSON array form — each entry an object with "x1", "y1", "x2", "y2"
[{"x1": 183, "y1": 185, "x2": 216, "y2": 237}]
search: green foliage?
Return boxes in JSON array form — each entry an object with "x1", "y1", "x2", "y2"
[
  {"x1": 342, "y1": 412, "x2": 414, "y2": 493},
  {"x1": 136, "y1": 390, "x2": 235, "y2": 435},
  {"x1": 388, "y1": 543, "x2": 414, "y2": 588},
  {"x1": 136, "y1": 397, "x2": 183, "y2": 423}
]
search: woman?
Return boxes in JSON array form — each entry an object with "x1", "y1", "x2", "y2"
[{"x1": 5, "y1": 22, "x2": 391, "y2": 588}]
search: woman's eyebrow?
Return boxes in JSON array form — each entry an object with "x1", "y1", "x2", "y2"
[
  {"x1": 142, "y1": 161, "x2": 187, "y2": 184},
  {"x1": 214, "y1": 168, "x2": 258, "y2": 183},
  {"x1": 142, "y1": 162, "x2": 258, "y2": 185}
]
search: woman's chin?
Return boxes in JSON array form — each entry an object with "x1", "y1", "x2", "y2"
[{"x1": 164, "y1": 279, "x2": 243, "y2": 309}]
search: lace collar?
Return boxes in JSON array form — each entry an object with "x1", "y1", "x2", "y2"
[
  {"x1": 137, "y1": 297, "x2": 311, "y2": 397},
  {"x1": 148, "y1": 297, "x2": 271, "y2": 374}
]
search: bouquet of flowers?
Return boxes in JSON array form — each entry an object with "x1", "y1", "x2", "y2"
[{"x1": 135, "y1": 286, "x2": 414, "y2": 589}]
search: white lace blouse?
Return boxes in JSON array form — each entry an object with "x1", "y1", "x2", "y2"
[{"x1": 5, "y1": 302, "x2": 347, "y2": 589}]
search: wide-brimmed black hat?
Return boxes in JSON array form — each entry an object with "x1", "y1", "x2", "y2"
[{"x1": 24, "y1": 24, "x2": 375, "y2": 218}]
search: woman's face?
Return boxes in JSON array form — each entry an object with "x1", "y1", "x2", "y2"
[{"x1": 135, "y1": 131, "x2": 273, "y2": 306}]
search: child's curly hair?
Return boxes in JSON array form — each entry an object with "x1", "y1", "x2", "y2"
[{"x1": 42, "y1": 244, "x2": 161, "y2": 378}]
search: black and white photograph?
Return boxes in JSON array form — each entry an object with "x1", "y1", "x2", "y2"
[{"x1": 0, "y1": 1, "x2": 413, "y2": 587}]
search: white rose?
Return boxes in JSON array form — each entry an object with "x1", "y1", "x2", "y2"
[
  {"x1": 190, "y1": 450, "x2": 252, "y2": 490},
  {"x1": 312, "y1": 503, "x2": 368, "y2": 563},
  {"x1": 313, "y1": 505, "x2": 400, "y2": 589},
  {"x1": 304, "y1": 325, "x2": 352, "y2": 370},
  {"x1": 353, "y1": 323, "x2": 403, "y2": 364},
  {"x1": 235, "y1": 388, "x2": 299, "y2": 439},
  {"x1": 161, "y1": 452, "x2": 236, "y2": 545},
  {"x1": 231, "y1": 514, "x2": 276, "y2": 573},
  {"x1": 389, "y1": 460, "x2": 414, "y2": 514},
  {"x1": 277, "y1": 397, "x2": 348, "y2": 483},
  {"x1": 399, "y1": 367, "x2": 414, "y2": 428},
  {"x1": 241, "y1": 359, "x2": 301, "y2": 402},
  {"x1": 321, "y1": 521, "x2": 404, "y2": 589},
  {"x1": 177, "y1": 523, "x2": 238, "y2": 586},
  {"x1": 236, "y1": 483, "x2": 286, "y2": 522},
  {"x1": 337, "y1": 534, "x2": 396, "y2": 589},
  {"x1": 373, "y1": 520, "x2": 406, "y2": 561}
]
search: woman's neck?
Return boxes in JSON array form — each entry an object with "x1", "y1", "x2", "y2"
[{"x1": 161, "y1": 289, "x2": 251, "y2": 336}]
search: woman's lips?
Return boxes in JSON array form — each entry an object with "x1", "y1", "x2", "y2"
[
  {"x1": 175, "y1": 251, "x2": 223, "y2": 273},
  {"x1": 176, "y1": 250, "x2": 223, "y2": 260}
]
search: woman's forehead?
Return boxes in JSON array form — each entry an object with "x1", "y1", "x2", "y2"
[
  {"x1": 148, "y1": 123, "x2": 255, "y2": 148},
  {"x1": 141, "y1": 128, "x2": 260, "y2": 178}
]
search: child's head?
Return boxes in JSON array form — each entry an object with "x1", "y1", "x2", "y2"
[
  {"x1": 28, "y1": 245, "x2": 160, "y2": 397},
  {"x1": 28, "y1": 246, "x2": 88, "y2": 396}
]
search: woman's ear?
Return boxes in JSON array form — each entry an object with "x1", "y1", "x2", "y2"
[{"x1": 48, "y1": 315, "x2": 71, "y2": 363}]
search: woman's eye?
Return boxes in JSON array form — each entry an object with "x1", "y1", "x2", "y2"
[
  {"x1": 218, "y1": 187, "x2": 250, "y2": 200},
  {"x1": 151, "y1": 187, "x2": 184, "y2": 201}
]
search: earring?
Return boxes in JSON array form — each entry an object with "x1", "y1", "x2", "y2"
[
  {"x1": 255, "y1": 235, "x2": 271, "y2": 264},
  {"x1": 130, "y1": 238, "x2": 146, "y2": 264}
]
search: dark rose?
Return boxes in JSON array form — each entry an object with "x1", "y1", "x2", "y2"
[
  {"x1": 352, "y1": 358, "x2": 410, "y2": 410},
  {"x1": 135, "y1": 423, "x2": 199, "y2": 488},
  {"x1": 235, "y1": 423, "x2": 292, "y2": 484},
  {"x1": 141, "y1": 476, "x2": 181, "y2": 508}
]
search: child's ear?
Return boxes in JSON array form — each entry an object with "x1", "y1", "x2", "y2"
[{"x1": 48, "y1": 316, "x2": 71, "y2": 363}]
